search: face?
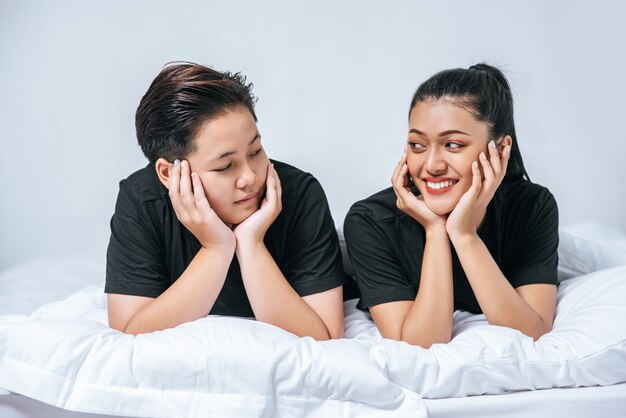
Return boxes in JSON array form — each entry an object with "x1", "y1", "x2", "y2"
[
  {"x1": 185, "y1": 105, "x2": 269, "y2": 225},
  {"x1": 406, "y1": 99, "x2": 492, "y2": 215}
]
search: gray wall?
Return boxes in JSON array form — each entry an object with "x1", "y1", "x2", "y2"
[{"x1": 1, "y1": 0, "x2": 625, "y2": 270}]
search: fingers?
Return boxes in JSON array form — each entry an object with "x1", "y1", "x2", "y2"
[
  {"x1": 179, "y1": 160, "x2": 195, "y2": 209},
  {"x1": 487, "y1": 141, "x2": 502, "y2": 176},
  {"x1": 168, "y1": 159, "x2": 182, "y2": 211},
  {"x1": 264, "y1": 163, "x2": 276, "y2": 204},
  {"x1": 272, "y1": 164, "x2": 283, "y2": 203},
  {"x1": 488, "y1": 140, "x2": 512, "y2": 181},
  {"x1": 468, "y1": 161, "x2": 483, "y2": 199},
  {"x1": 169, "y1": 159, "x2": 211, "y2": 220},
  {"x1": 191, "y1": 172, "x2": 210, "y2": 209},
  {"x1": 261, "y1": 163, "x2": 282, "y2": 213},
  {"x1": 393, "y1": 163, "x2": 412, "y2": 203},
  {"x1": 391, "y1": 148, "x2": 408, "y2": 186},
  {"x1": 479, "y1": 152, "x2": 495, "y2": 184}
]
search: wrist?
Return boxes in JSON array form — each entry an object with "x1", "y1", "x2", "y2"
[
  {"x1": 235, "y1": 238, "x2": 266, "y2": 255},
  {"x1": 197, "y1": 243, "x2": 235, "y2": 259},
  {"x1": 424, "y1": 223, "x2": 448, "y2": 238},
  {"x1": 448, "y1": 231, "x2": 480, "y2": 247},
  {"x1": 200, "y1": 237, "x2": 236, "y2": 253}
]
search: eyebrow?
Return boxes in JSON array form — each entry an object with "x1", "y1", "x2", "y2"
[
  {"x1": 212, "y1": 133, "x2": 260, "y2": 161},
  {"x1": 409, "y1": 129, "x2": 471, "y2": 137}
]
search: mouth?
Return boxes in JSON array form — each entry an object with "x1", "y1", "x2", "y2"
[
  {"x1": 234, "y1": 192, "x2": 258, "y2": 205},
  {"x1": 423, "y1": 178, "x2": 459, "y2": 194}
]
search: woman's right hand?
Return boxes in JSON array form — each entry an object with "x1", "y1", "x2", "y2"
[
  {"x1": 168, "y1": 160, "x2": 236, "y2": 252},
  {"x1": 392, "y1": 147, "x2": 447, "y2": 232}
]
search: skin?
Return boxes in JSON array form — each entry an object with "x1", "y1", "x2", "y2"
[
  {"x1": 108, "y1": 106, "x2": 344, "y2": 338},
  {"x1": 371, "y1": 98, "x2": 556, "y2": 347}
]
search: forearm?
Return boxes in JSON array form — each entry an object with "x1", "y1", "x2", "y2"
[
  {"x1": 236, "y1": 242, "x2": 331, "y2": 340},
  {"x1": 402, "y1": 228, "x2": 454, "y2": 347},
  {"x1": 451, "y1": 234, "x2": 551, "y2": 339},
  {"x1": 123, "y1": 246, "x2": 233, "y2": 334}
]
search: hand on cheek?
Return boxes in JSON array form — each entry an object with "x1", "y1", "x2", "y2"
[
  {"x1": 445, "y1": 143, "x2": 511, "y2": 239},
  {"x1": 168, "y1": 160, "x2": 235, "y2": 251},
  {"x1": 392, "y1": 148, "x2": 447, "y2": 232},
  {"x1": 234, "y1": 162, "x2": 282, "y2": 246}
]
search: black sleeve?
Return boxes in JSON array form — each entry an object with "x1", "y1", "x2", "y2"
[
  {"x1": 344, "y1": 206, "x2": 416, "y2": 308},
  {"x1": 281, "y1": 177, "x2": 347, "y2": 296},
  {"x1": 104, "y1": 180, "x2": 169, "y2": 297},
  {"x1": 506, "y1": 190, "x2": 559, "y2": 288}
]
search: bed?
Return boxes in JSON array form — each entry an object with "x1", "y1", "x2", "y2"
[{"x1": 1, "y1": 222, "x2": 625, "y2": 417}]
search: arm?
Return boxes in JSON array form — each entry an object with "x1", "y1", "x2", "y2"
[
  {"x1": 235, "y1": 163, "x2": 344, "y2": 340},
  {"x1": 370, "y1": 228, "x2": 453, "y2": 347},
  {"x1": 449, "y1": 234, "x2": 556, "y2": 340},
  {"x1": 236, "y1": 241, "x2": 343, "y2": 339},
  {"x1": 108, "y1": 160, "x2": 236, "y2": 334},
  {"x1": 446, "y1": 143, "x2": 556, "y2": 340},
  {"x1": 108, "y1": 246, "x2": 234, "y2": 334},
  {"x1": 366, "y1": 149, "x2": 455, "y2": 347}
]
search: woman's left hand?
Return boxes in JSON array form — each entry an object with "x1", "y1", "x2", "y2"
[
  {"x1": 446, "y1": 143, "x2": 511, "y2": 240},
  {"x1": 234, "y1": 163, "x2": 282, "y2": 246}
]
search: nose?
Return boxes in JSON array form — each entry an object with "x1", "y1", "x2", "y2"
[
  {"x1": 235, "y1": 162, "x2": 256, "y2": 189},
  {"x1": 425, "y1": 147, "x2": 447, "y2": 175}
]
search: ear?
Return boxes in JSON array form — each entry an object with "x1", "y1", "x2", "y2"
[
  {"x1": 499, "y1": 135, "x2": 513, "y2": 155},
  {"x1": 154, "y1": 158, "x2": 172, "y2": 190}
]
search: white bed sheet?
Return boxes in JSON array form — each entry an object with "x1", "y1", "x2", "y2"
[
  {"x1": 0, "y1": 391, "x2": 121, "y2": 418},
  {"x1": 424, "y1": 382, "x2": 626, "y2": 418},
  {"x1": 3, "y1": 383, "x2": 625, "y2": 418}
]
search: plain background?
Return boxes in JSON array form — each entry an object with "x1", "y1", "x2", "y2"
[{"x1": 1, "y1": 0, "x2": 625, "y2": 270}]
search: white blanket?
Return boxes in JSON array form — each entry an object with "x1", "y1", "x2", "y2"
[
  {"x1": 2, "y1": 267, "x2": 626, "y2": 416},
  {"x1": 0, "y1": 289, "x2": 425, "y2": 417},
  {"x1": 2, "y1": 222, "x2": 626, "y2": 417}
]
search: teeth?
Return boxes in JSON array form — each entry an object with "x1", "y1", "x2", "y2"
[{"x1": 426, "y1": 180, "x2": 457, "y2": 190}]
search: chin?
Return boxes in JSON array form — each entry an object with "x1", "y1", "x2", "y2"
[
  {"x1": 222, "y1": 205, "x2": 260, "y2": 226},
  {"x1": 422, "y1": 199, "x2": 456, "y2": 216}
]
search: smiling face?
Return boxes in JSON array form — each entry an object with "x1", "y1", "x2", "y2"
[
  {"x1": 185, "y1": 105, "x2": 269, "y2": 225},
  {"x1": 406, "y1": 99, "x2": 492, "y2": 215}
]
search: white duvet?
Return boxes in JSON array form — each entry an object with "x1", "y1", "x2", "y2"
[
  {"x1": 0, "y1": 287, "x2": 425, "y2": 417},
  {"x1": 1, "y1": 222, "x2": 626, "y2": 417}
]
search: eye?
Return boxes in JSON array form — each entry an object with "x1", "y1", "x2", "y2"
[
  {"x1": 250, "y1": 147, "x2": 263, "y2": 157},
  {"x1": 446, "y1": 141, "x2": 463, "y2": 150},
  {"x1": 213, "y1": 163, "x2": 232, "y2": 172},
  {"x1": 407, "y1": 141, "x2": 425, "y2": 151}
]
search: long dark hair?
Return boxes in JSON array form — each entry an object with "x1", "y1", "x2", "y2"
[
  {"x1": 135, "y1": 62, "x2": 258, "y2": 164},
  {"x1": 409, "y1": 63, "x2": 529, "y2": 182}
]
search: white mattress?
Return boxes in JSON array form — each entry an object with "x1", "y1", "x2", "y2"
[
  {"x1": 424, "y1": 383, "x2": 626, "y2": 418},
  {"x1": 2, "y1": 383, "x2": 626, "y2": 418}
]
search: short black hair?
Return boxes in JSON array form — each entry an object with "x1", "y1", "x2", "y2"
[{"x1": 135, "y1": 62, "x2": 257, "y2": 164}]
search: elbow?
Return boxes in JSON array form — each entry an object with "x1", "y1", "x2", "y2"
[
  {"x1": 110, "y1": 322, "x2": 140, "y2": 336},
  {"x1": 121, "y1": 326, "x2": 140, "y2": 336},
  {"x1": 108, "y1": 317, "x2": 141, "y2": 335},
  {"x1": 387, "y1": 325, "x2": 451, "y2": 348},
  {"x1": 317, "y1": 322, "x2": 344, "y2": 341},
  {"x1": 329, "y1": 322, "x2": 345, "y2": 340},
  {"x1": 529, "y1": 321, "x2": 553, "y2": 341},
  {"x1": 401, "y1": 333, "x2": 451, "y2": 349}
]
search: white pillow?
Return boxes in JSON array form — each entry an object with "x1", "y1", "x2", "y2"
[
  {"x1": 0, "y1": 254, "x2": 105, "y2": 316},
  {"x1": 370, "y1": 266, "x2": 626, "y2": 398},
  {"x1": 0, "y1": 287, "x2": 426, "y2": 418},
  {"x1": 558, "y1": 222, "x2": 626, "y2": 280}
]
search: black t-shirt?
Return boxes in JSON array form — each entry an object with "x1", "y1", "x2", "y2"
[
  {"x1": 105, "y1": 160, "x2": 347, "y2": 317},
  {"x1": 344, "y1": 180, "x2": 559, "y2": 313}
]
